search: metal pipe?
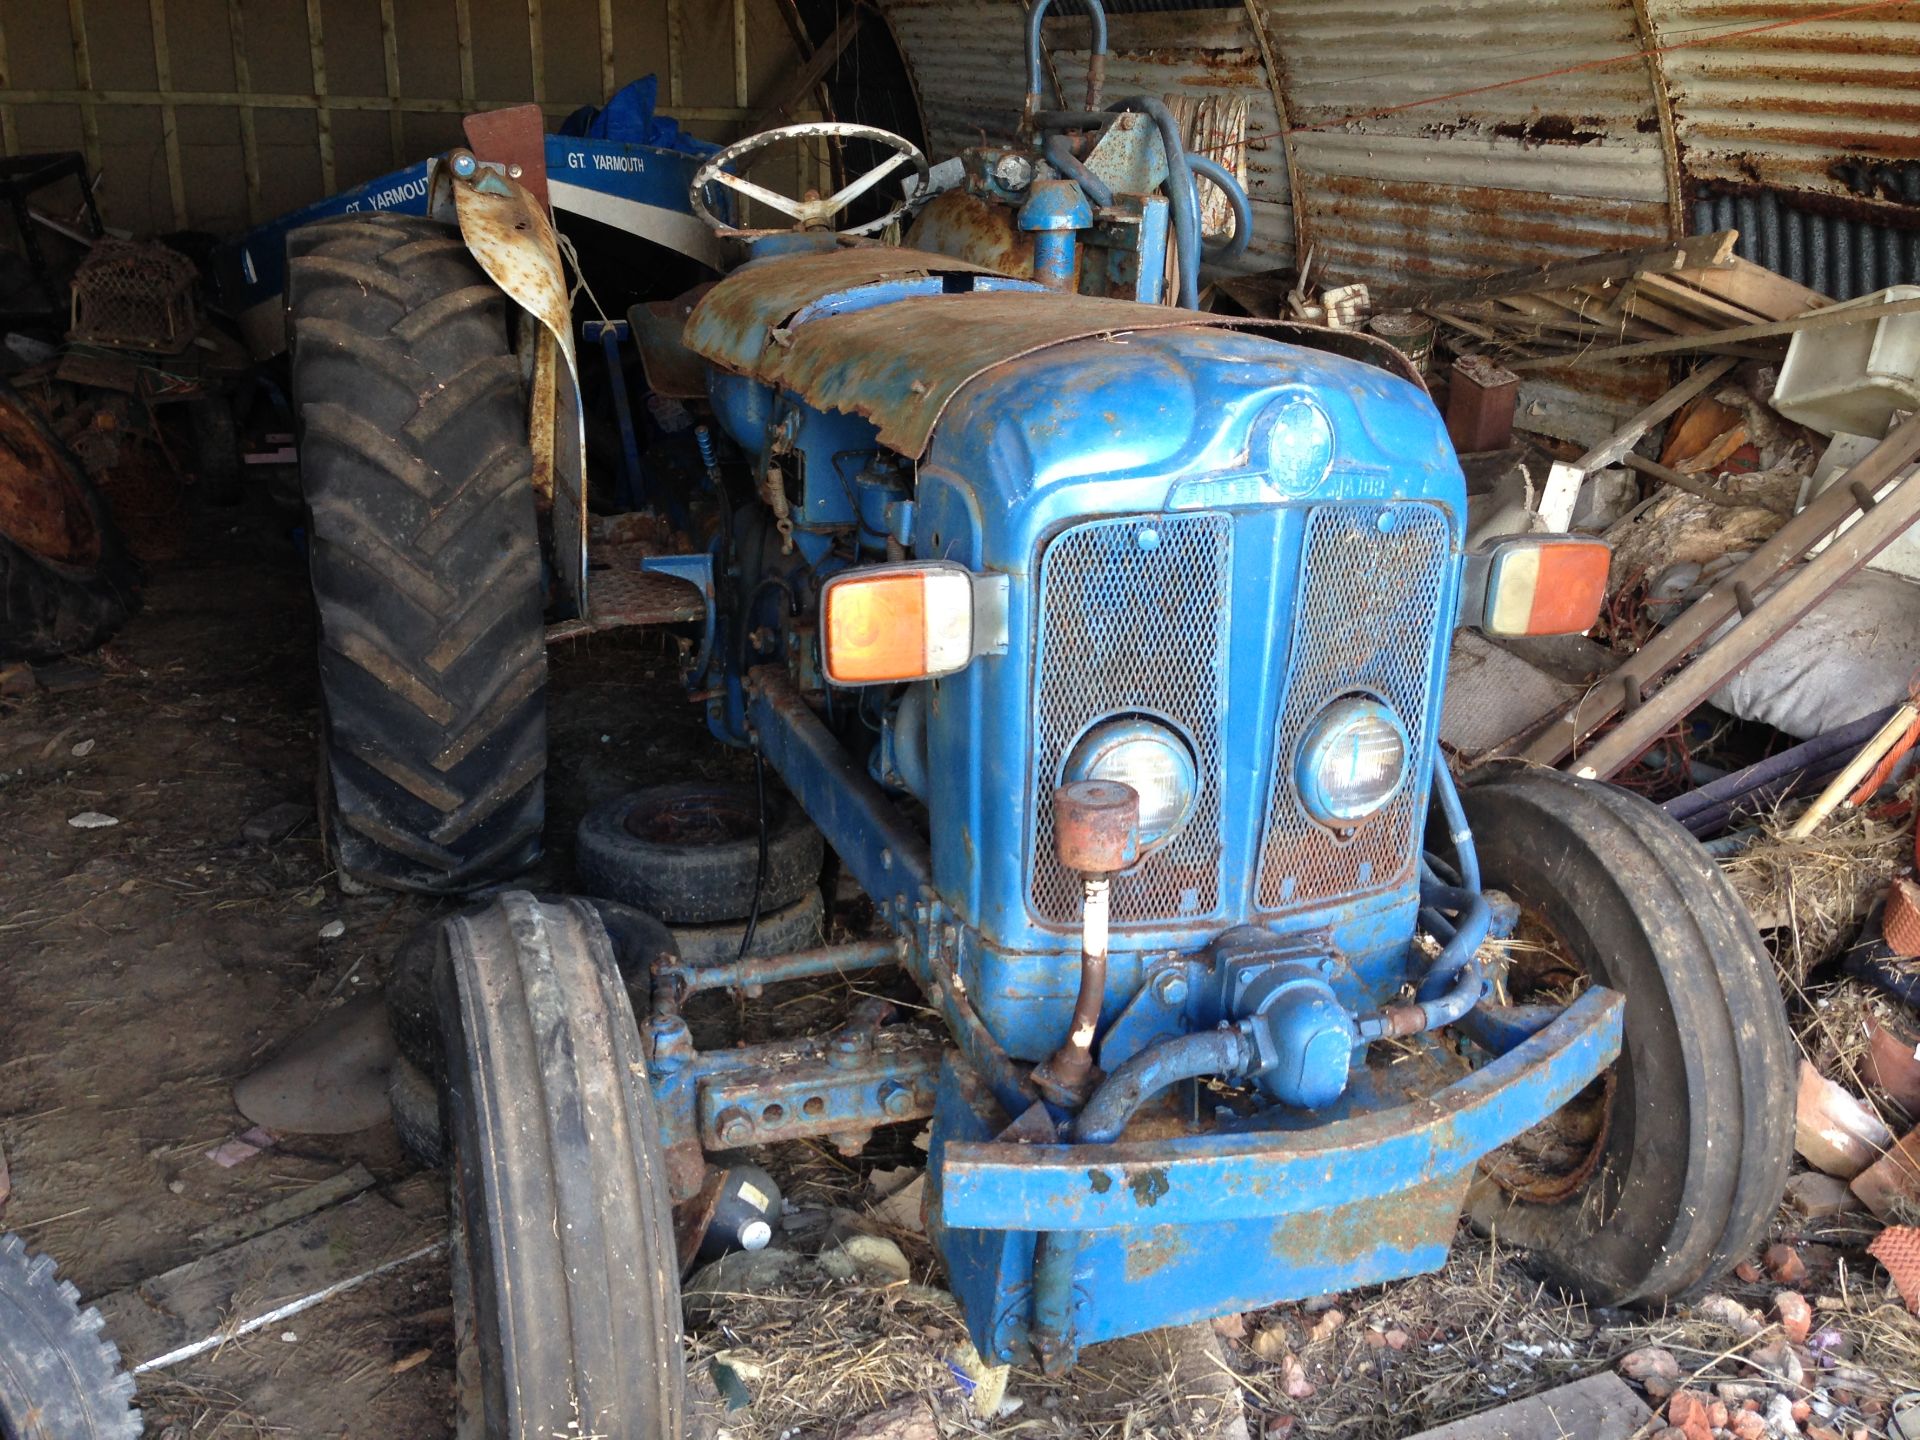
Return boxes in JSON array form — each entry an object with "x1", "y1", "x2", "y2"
[
  {"x1": 1430, "y1": 762, "x2": 1481, "y2": 894},
  {"x1": 663, "y1": 938, "x2": 904, "y2": 1000},
  {"x1": 1029, "y1": 1230, "x2": 1081, "y2": 1373},
  {"x1": 1045, "y1": 876, "x2": 1108, "y2": 1093},
  {"x1": 1042, "y1": 131, "x2": 1111, "y2": 207},
  {"x1": 1025, "y1": 0, "x2": 1106, "y2": 121},
  {"x1": 1186, "y1": 151, "x2": 1251, "y2": 265},
  {"x1": 1071, "y1": 1027, "x2": 1255, "y2": 1145}
]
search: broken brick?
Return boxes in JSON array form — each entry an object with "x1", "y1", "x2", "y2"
[
  {"x1": 1774, "y1": 1290, "x2": 1813, "y2": 1344},
  {"x1": 1764, "y1": 1244, "x2": 1807, "y2": 1285},
  {"x1": 1797, "y1": 1062, "x2": 1895, "y2": 1180},
  {"x1": 1851, "y1": 1124, "x2": 1920, "y2": 1221}
]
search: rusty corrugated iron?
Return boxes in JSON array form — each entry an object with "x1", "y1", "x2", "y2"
[
  {"x1": 1259, "y1": 0, "x2": 1673, "y2": 287},
  {"x1": 1646, "y1": 0, "x2": 1920, "y2": 204},
  {"x1": 876, "y1": 0, "x2": 1032, "y2": 162}
]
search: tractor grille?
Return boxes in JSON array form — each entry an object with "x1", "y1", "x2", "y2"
[
  {"x1": 1255, "y1": 502, "x2": 1451, "y2": 911},
  {"x1": 1029, "y1": 513, "x2": 1232, "y2": 926}
]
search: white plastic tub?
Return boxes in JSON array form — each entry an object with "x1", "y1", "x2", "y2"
[{"x1": 1771, "y1": 284, "x2": 1920, "y2": 438}]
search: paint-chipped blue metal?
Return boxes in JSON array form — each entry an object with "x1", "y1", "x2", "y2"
[
  {"x1": 647, "y1": 1007, "x2": 947, "y2": 1155},
  {"x1": 928, "y1": 989, "x2": 1620, "y2": 1364},
  {"x1": 684, "y1": 247, "x2": 1005, "y2": 378},
  {"x1": 935, "y1": 988, "x2": 1622, "y2": 1232},
  {"x1": 654, "y1": 169, "x2": 1607, "y2": 1371},
  {"x1": 1020, "y1": 180, "x2": 1094, "y2": 290}
]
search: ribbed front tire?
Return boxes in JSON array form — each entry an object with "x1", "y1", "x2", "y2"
[
  {"x1": 437, "y1": 893, "x2": 685, "y2": 1439},
  {"x1": 288, "y1": 213, "x2": 546, "y2": 895}
]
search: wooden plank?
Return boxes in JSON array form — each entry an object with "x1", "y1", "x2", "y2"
[
  {"x1": 527, "y1": 0, "x2": 546, "y2": 104},
  {"x1": 187, "y1": 1165, "x2": 377, "y2": 1251},
  {"x1": 455, "y1": 0, "x2": 474, "y2": 105},
  {"x1": 65, "y1": 0, "x2": 102, "y2": 183},
  {"x1": 2, "y1": 87, "x2": 758, "y2": 123},
  {"x1": 667, "y1": 0, "x2": 685, "y2": 107},
  {"x1": 598, "y1": 0, "x2": 615, "y2": 99},
  {"x1": 96, "y1": 1174, "x2": 445, "y2": 1373},
  {"x1": 1511, "y1": 293, "x2": 1920, "y2": 370},
  {"x1": 745, "y1": 8, "x2": 862, "y2": 133},
  {"x1": 732, "y1": 0, "x2": 748, "y2": 107},
  {"x1": 1407, "y1": 1373, "x2": 1651, "y2": 1440},
  {"x1": 1573, "y1": 354, "x2": 1739, "y2": 471},
  {"x1": 147, "y1": 0, "x2": 188, "y2": 230},
  {"x1": 378, "y1": 0, "x2": 403, "y2": 167},
  {"x1": 304, "y1": 0, "x2": 334, "y2": 196},
  {"x1": 1631, "y1": 269, "x2": 1771, "y2": 330},
  {"x1": 1685, "y1": 254, "x2": 1831, "y2": 320},
  {"x1": 1387, "y1": 232, "x2": 1738, "y2": 311},
  {"x1": 225, "y1": 0, "x2": 260, "y2": 224},
  {"x1": 0, "y1": 10, "x2": 17, "y2": 158}
]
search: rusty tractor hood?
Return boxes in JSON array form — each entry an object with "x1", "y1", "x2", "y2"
[{"x1": 684, "y1": 244, "x2": 1422, "y2": 459}]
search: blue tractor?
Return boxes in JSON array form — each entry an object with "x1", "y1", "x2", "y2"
[{"x1": 285, "y1": 6, "x2": 1793, "y2": 1432}]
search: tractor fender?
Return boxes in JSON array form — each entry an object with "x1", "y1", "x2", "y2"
[{"x1": 430, "y1": 155, "x2": 591, "y2": 619}]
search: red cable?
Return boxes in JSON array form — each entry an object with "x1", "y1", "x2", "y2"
[{"x1": 1247, "y1": 0, "x2": 1919, "y2": 141}]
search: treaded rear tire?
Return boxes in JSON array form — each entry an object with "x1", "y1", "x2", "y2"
[
  {"x1": 0, "y1": 1232, "x2": 141, "y2": 1439},
  {"x1": 1460, "y1": 767, "x2": 1794, "y2": 1306},
  {"x1": 438, "y1": 892, "x2": 685, "y2": 1439},
  {"x1": 288, "y1": 213, "x2": 546, "y2": 895}
]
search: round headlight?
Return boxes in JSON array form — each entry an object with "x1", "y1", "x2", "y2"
[
  {"x1": 1296, "y1": 696, "x2": 1409, "y2": 827},
  {"x1": 1063, "y1": 716, "x2": 1198, "y2": 855}
]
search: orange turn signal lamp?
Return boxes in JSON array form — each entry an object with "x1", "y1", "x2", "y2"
[
  {"x1": 1463, "y1": 535, "x2": 1611, "y2": 638},
  {"x1": 821, "y1": 562, "x2": 1010, "y2": 686}
]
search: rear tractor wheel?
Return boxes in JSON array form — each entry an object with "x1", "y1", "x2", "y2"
[{"x1": 288, "y1": 212, "x2": 547, "y2": 895}]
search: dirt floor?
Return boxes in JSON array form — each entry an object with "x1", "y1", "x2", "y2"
[{"x1": 5, "y1": 512, "x2": 1920, "y2": 1439}]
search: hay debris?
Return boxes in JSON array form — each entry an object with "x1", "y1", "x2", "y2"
[{"x1": 1723, "y1": 803, "x2": 1907, "y2": 985}]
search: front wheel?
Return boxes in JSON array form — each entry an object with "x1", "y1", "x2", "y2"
[
  {"x1": 437, "y1": 893, "x2": 685, "y2": 1438},
  {"x1": 1460, "y1": 767, "x2": 1794, "y2": 1306}
]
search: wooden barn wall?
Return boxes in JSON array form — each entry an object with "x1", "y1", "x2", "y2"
[{"x1": 0, "y1": 0, "x2": 818, "y2": 237}]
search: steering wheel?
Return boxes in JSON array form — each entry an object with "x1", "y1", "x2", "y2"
[{"x1": 690, "y1": 121, "x2": 930, "y2": 237}]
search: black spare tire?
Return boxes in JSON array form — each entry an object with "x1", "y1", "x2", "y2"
[{"x1": 575, "y1": 780, "x2": 824, "y2": 924}]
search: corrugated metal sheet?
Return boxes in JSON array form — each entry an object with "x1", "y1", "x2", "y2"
[
  {"x1": 1047, "y1": 8, "x2": 1294, "y2": 272},
  {"x1": 1693, "y1": 190, "x2": 1920, "y2": 299},
  {"x1": 876, "y1": 0, "x2": 1030, "y2": 161},
  {"x1": 1272, "y1": 1, "x2": 1658, "y2": 133},
  {"x1": 1646, "y1": 0, "x2": 1920, "y2": 204},
  {"x1": 1259, "y1": 0, "x2": 1672, "y2": 287}
]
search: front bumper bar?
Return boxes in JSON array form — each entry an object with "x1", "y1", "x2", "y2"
[{"x1": 940, "y1": 986, "x2": 1624, "y2": 1231}]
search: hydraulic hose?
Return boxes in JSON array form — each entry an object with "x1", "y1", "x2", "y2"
[
  {"x1": 1430, "y1": 762, "x2": 1482, "y2": 894},
  {"x1": 1026, "y1": 0, "x2": 1107, "y2": 119},
  {"x1": 1042, "y1": 132, "x2": 1113, "y2": 208},
  {"x1": 1185, "y1": 151, "x2": 1251, "y2": 266},
  {"x1": 1071, "y1": 1026, "x2": 1255, "y2": 1144}
]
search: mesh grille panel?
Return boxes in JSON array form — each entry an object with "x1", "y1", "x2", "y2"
[
  {"x1": 1256, "y1": 503, "x2": 1450, "y2": 911},
  {"x1": 1030, "y1": 513, "x2": 1232, "y2": 925}
]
